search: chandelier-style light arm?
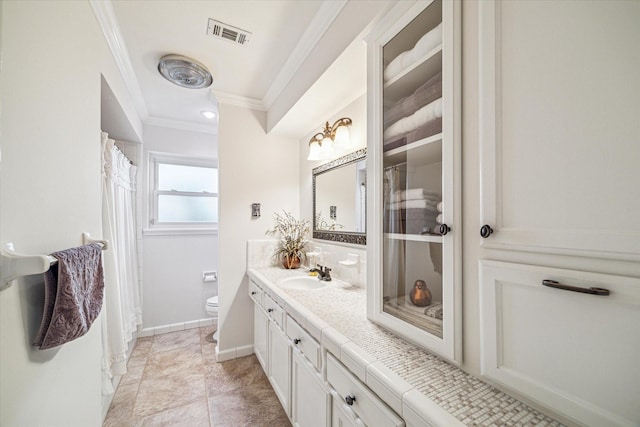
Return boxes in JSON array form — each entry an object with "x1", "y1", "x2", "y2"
[{"x1": 329, "y1": 118, "x2": 352, "y2": 138}]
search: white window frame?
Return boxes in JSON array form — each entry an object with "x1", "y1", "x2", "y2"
[{"x1": 147, "y1": 152, "x2": 218, "y2": 234}]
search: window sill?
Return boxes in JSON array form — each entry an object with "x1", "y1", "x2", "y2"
[{"x1": 143, "y1": 228, "x2": 218, "y2": 237}]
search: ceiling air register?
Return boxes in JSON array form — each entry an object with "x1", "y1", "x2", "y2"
[{"x1": 157, "y1": 54, "x2": 213, "y2": 89}]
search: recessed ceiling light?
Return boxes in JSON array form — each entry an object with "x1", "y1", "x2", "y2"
[{"x1": 201, "y1": 110, "x2": 216, "y2": 119}]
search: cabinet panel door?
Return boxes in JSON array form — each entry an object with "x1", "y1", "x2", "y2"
[
  {"x1": 479, "y1": 260, "x2": 640, "y2": 426},
  {"x1": 331, "y1": 392, "x2": 362, "y2": 427},
  {"x1": 291, "y1": 349, "x2": 330, "y2": 427},
  {"x1": 253, "y1": 304, "x2": 268, "y2": 372},
  {"x1": 268, "y1": 321, "x2": 291, "y2": 417},
  {"x1": 479, "y1": 0, "x2": 640, "y2": 259}
]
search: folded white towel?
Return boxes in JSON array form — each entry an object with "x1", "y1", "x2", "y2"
[
  {"x1": 403, "y1": 188, "x2": 439, "y2": 201},
  {"x1": 384, "y1": 23, "x2": 443, "y2": 82},
  {"x1": 384, "y1": 98, "x2": 443, "y2": 140},
  {"x1": 390, "y1": 199, "x2": 439, "y2": 210}
]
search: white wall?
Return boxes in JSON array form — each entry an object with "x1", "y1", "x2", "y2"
[
  {"x1": 140, "y1": 125, "x2": 218, "y2": 331},
  {"x1": 217, "y1": 103, "x2": 299, "y2": 360},
  {"x1": 0, "y1": 1, "x2": 140, "y2": 425}
]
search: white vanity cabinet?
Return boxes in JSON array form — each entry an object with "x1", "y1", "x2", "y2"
[
  {"x1": 367, "y1": 0, "x2": 462, "y2": 363},
  {"x1": 291, "y1": 348, "x2": 331, "y2": 427},
  {"x1": 264, "y1": 294, "x2": 291, "y2": 417},
  {"x1": 287, "y1": 315, "x2": 330, "y2": 427},
  {"x1": 250, "y1": 280, "x2": 268, "y2": 371},
  {"x1": 326, "y1": 354, "x2": 404, "y2": 427}
]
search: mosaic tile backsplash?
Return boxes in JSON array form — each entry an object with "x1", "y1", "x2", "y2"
[{"x1": 252, "y1": 266, "x2": 564, "y2": 427}]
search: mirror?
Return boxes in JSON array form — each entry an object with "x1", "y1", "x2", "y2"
[{"x1": 313, "y1": 148, "x2": 366, "y2": 245}]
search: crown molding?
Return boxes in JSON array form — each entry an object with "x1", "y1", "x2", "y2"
[
  {"x1": 90, "y1": 0, "x2": 149, "y2": 121},
  {"x1": 144, "y1": 116, "x2": 217, "y2": 135},
  {"x1": 261, "y1": 0, "x2": 347, "y2": 109},
  {"x1": 213, "y1": 91, "x2": 267, "y2": 111}
]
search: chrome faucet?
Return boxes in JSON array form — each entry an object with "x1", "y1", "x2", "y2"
[{"x1": 310, "y1": 264, "x2": 332, "y2": 281}]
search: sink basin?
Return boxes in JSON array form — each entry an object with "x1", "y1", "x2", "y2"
[{"x1": 278, "y1": 276, "x2": 329, "y2": 290}]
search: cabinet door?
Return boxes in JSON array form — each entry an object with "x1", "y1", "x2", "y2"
[
  {"x1": 367, "y1": 0, "x2": 461, "y2": 364},
  {"x1": 291, "y1": 349, "x2": 330, "y2": 427},
  {"x1": 331, "y1": 392, "x2": 364, "y2": 427},
  {"x1": 478, "y1": 0, "x2": 640, "y2": 260},
  {"x1": 479, "y1": 260, "x2": 640, "y2": 426},
  {"x1": 253, "y1": 303, "x2": 268, "y2": 372},
  {"x1": 268, "y1": 321, "x2": 291, "y2": 417}
]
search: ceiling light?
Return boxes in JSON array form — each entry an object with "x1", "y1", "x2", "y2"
[
  {"x1": 201, "y1": 110, "x2": 216, "y2": 119},
  {"x1": 307, "y1": 118, "x2": 352, "y2": 161},
  {"x1": 158, "y1": 54, "x2": 212, "y2": 89}
]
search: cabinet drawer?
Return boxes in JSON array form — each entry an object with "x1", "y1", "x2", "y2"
[
  {"x1": 263, "y1": 294, "x2": 285, "y2": 330},
  {"x1": 479, "y1": 260, "x2": 640, "y2": 427},
  {"x1": 327, "y1": 354, "x2": 404, "y2": 427},
  {"x1": 286, "y1": 315, "x2": 321, "y2": 370},
  {"x1": 248, "y1": 280, "x2": 263, "y2": 306}
]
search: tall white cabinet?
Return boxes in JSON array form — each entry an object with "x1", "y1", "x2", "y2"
[
  {"x1": 367, "y1": 0, "x2": 462, "y2": 364},
  {"x1": 477, "y1": 1, "x2": 640, "y2": 426}
]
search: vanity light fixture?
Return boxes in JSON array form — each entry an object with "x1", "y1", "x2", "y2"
[{"x1": 307, "y1": 118, "x2": 352, "y2": 161}]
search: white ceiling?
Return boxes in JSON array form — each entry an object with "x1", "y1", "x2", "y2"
[{"x1": 102, "y1": 0, "x2": 393, "y2": 140}]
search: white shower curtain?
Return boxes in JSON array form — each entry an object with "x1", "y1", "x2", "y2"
[
  {"x1": 383, "y1": 166, "x2": 405, "y2": 299},
  {"x1": 100, "y1": 132, "x2": 141, "y2": 394}
]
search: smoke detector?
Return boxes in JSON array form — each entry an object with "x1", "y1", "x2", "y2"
[
  {"x1": 206, "y1": 19, "x2": 251, "y2": 46},
  {"x1": 157, "y1": 54, "x2": 212, "y2": 89}
]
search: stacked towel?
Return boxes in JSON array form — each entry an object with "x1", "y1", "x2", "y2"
[
  {"x1": 34, "y1": 243, "x2": 104, "y2": 350},
  {"x1": 424, "y1": 302, "x2": 443, "y2": 320},
  {"x1": 385, "y1": 71, "x2": 442, "y2": 127},
  {"x1": 384, "y1": 23, "x2": 443, "y2": 82},
  {"x1": 388, "y1": 189, "x2": 441, "y2": 235}
]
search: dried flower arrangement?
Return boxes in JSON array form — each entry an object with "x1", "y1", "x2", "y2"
[{"x1": 265, "y1": 211, "x2": 310, "y2": 269}]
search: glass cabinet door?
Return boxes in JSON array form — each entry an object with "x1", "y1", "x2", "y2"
[
  {"x1": 368, "y1": 0, "x2": 460, "y2": 363},
  {"x1": 382, "y1": 0, "x2": 445, "y2": 339}
]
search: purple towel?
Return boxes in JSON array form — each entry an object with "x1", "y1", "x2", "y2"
[{"x1": 34, "y1": 243, "x2": 105, "y2": 350}]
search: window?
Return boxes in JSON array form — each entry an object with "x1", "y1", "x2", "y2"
[{"x1": 149, "y1": 153, "x2": 218, "y2": 230}]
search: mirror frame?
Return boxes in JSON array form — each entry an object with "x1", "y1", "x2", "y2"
[{"x1": 312, "y1": 148, "x2": 367, "y2": 245}]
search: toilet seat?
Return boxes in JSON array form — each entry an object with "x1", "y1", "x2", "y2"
[{"x1": 206, "y1": 295, "x2": 219, "y2": 309}]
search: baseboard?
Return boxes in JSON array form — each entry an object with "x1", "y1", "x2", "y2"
[
  {"x1": 138, "y1": 318, "x2": 215, "y2": 337},
  {"x1": 215, "y1": 344, "x2": 254, "y2": 362}
]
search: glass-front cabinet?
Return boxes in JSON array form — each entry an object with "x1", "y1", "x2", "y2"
[{"x1": 367, "y1": 0, "x2": 461, "y2": 364}]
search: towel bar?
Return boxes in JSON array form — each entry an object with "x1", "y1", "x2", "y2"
[{"x1": 0, "y1": 233, "x2": 109, "y2": 290}]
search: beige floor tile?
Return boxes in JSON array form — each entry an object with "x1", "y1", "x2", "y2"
[
  {"x1": 121, "y1": 356, "x2": 147, "y2": 386},
  {"x1": 208, "y1": 380, "x2": 291, "y2": 427},
  {"x1": 143, "y1": 342, "x2": 203, "y2": 380},
  {"x1": 103, "y1": 382, "x2": 140, "y2": 427},
  {"x1": 204, "y1": 354, "x2": 266, "y2": 397},
  {"x1": 136, "y1": 400, "x2": 210, "y2": 427},
  {"x1": 133, "y1": 370, "x2": 207, "y2": 418},
  {"x1": 105, "y1": 327, "x2": 289, "y2": 427},
  {"x1": 150, "y1": 329, "x2": 201, "y2": 354}
]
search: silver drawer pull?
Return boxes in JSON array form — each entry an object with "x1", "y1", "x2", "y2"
[{"x1": 542, "y1": 280, "x2": 610, "y2": 296}]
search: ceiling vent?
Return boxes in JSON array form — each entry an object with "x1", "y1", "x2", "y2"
[{"x1": 206, "y1": 19, "x2": 251, "y2": 46}]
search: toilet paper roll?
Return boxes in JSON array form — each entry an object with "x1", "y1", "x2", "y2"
[
  {"x1": 436, "y1": 214, "x2": 443, "y2": 224},
  {"x1": 436, "y1": 201, "x2": 443, "y2": 212}
]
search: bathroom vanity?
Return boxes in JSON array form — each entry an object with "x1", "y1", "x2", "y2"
[{"x1": 247, "y1": 264, "x2": 563, "y2": 427}]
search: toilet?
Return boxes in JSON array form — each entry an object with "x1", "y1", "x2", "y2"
[{"x1": 205, "y1": 295, "x2": 219, "y2": 342}]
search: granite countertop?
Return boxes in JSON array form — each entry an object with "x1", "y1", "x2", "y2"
[{"x1": 248, "y1": 266, "x2": 564, "y2": 427}]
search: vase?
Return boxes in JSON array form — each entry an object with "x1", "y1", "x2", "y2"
[
  {"x1": 410, "y1": 280, "x2": 432, "y2": 307},
  {"x1": 282, "y1": 255, "x2": 301, "y2": 269}
]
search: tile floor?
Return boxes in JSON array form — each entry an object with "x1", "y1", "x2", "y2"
[{"x1": 103, "y1": 326, "x2": 291, "y2": 427}]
